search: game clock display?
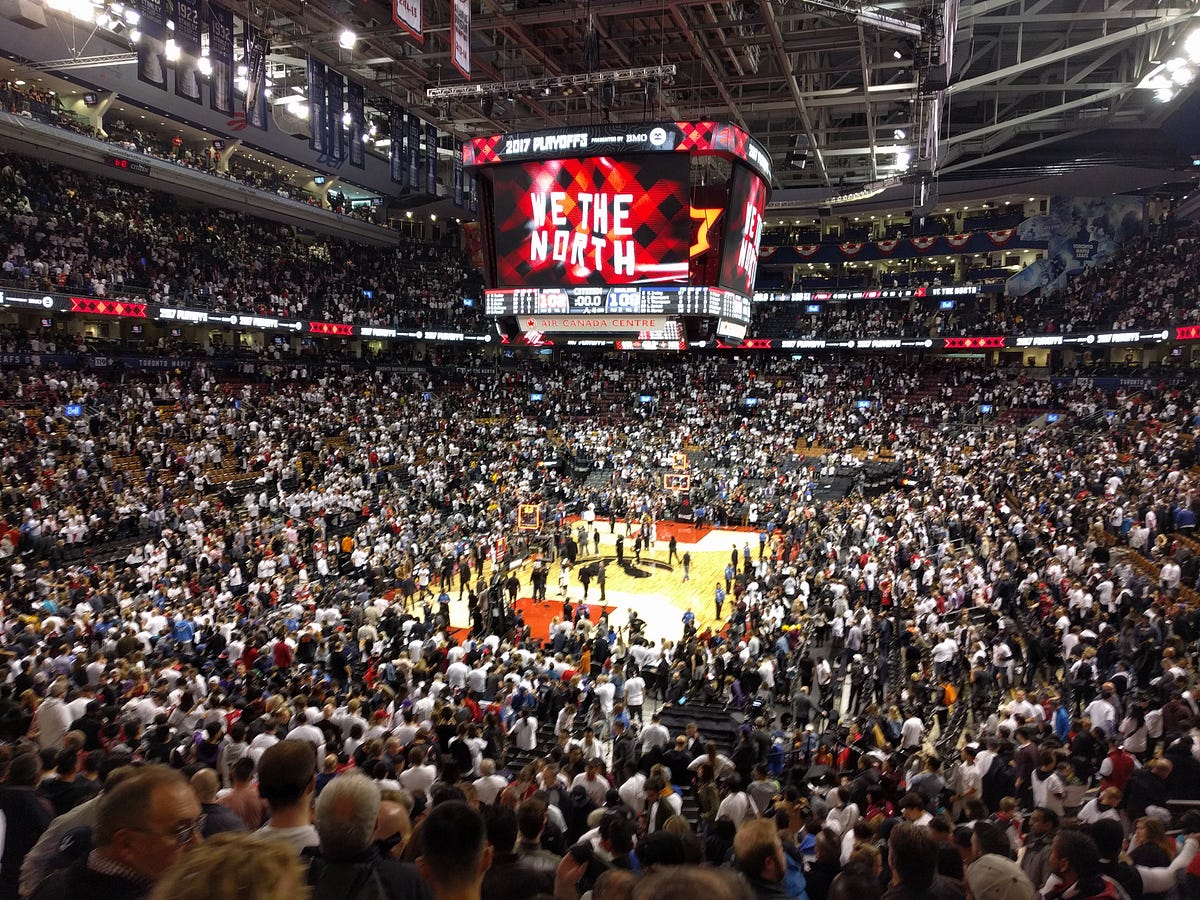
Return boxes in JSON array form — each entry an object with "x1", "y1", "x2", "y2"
[
  {"x1": 106, "y1": 155, "x2": 152, "y2": 176},
  {"x1": 485, "y1": 285, "x2": 751, "y2": 323}
]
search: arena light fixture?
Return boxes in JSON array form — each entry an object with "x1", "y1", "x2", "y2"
[
  {"x1": 426, "y1": 64, "x2": 676, "y2": 100},
  {"x1": 339, "y1": 29, "x2": 357, "y2": 50},
  {"x1": 797, "y1": 0, "x2": 924, "y2": 38}
]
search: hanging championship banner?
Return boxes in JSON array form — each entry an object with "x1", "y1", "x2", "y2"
[
  {"x1": 307, "y1": 56, "x2": 326, "y2": 154},
  {"x1": 390, "y1": 109, "x2": 406, "y2": 186},
  {"x1": 425, "y1": 123, "x2": 438, "y2": 195},
  {"x1": 392, "y1": 0, "x2": 423, "y2": 44},
  {"x1": 243, "y1": 23, "x2": 269, "y2": 130},
  {"x1": 408, "y1": 113, "x2": 420, "y2": 188},
  {"x1": 173, "y1": 0, "x2": 203, "y2": 103},
  {"x1": 468, "y1": 172, "x2": 478, "y2": 213},
  {"x1": 451, "y1": 0, "x2": 471, "y2": 80},
  {"x1": 327, "y1": 70, "x2": 345, "y2": 162},
  {"x1": 208, "y1": 3, "x2": 235, "y2": 115},
  {"x1": 348, "y1": 80, "x2": 365, "y2": 169},
  {"x1": 136, "y1": 0, "x2": 168, "y2": 90},
  {"x1": 453, "y1": 147, "x2": 463, "y2": 207}
]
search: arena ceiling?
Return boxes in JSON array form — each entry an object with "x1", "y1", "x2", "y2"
[{"x1": 217, "y1": 1, "x2": 1200, "y2": 201}]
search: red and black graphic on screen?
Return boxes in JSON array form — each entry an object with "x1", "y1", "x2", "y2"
[
  {"x1": 491, "y1": 155, "x2": 690, "y2": 287},
  {"x1": 718, "y1": 166, "x2": 768, "y2": 296}
]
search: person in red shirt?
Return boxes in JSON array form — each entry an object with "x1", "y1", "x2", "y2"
[{"x1": 272, "y1": 636, "x2": 293, "y2": 670}]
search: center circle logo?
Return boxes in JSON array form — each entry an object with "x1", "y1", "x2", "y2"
[{"x1": 649, "y1": 127, "x2": 667, "y2": 146}]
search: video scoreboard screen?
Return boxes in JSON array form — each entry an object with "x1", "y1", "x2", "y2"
[
  {"x1": 468, "y1": 122, "x2": 769, "y2": 337},
  {"x1": 490, "y1": 155, "x2": 691, "y2": 288}
]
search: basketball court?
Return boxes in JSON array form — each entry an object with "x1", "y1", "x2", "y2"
[{"x1": 446, "y1": 521, "x2": 767, "y2": 644}]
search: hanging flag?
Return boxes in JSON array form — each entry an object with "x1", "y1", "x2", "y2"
[
  {"x1": 208, "y1": 3, "x2": 235, "y2": 115},
  {"x1": 451, "y1": 0, "x2": 471, "y2": 80},
  {"x1": 243, "y1": 24, "x2": 270, "y2": 130},
  {"x1": 390, "y1": 109, "x2": 406, "y2": 186},
  {"x1": 136, "y1": 0, "x2": 168, "y2": 90},
  {"x1": 327, "y1": 70, "x2": 345, "y2": 162},
  {"x1": 348, "y1": 81, "x2": 365, "y2": 169},
  {"x1": 307, "y1": 57, "x2": 326, "y2": 155},
  {"x1": 393, "y1": 0, "x2": 423, "y2": 44},
  {"x1": 453, "y1": 147, "x2": 464, "y2": 207},
  {"x1": 173, "y1": 0, "x2": 202, "y2": 103},
  {"x1": 408, "y1": 113, "x2": 420, "y2": 188},
  {"x1": 425, "y1": 123, "x2": 438, "y2": 195}
]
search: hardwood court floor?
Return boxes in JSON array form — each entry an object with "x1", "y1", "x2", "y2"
[{"x1": 447, "y1": 523, "x2": 765, "y2": 644}]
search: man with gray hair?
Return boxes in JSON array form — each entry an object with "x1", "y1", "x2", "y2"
[{"x1": 307, "y1": 773, "x2": 432, "y2": 899}]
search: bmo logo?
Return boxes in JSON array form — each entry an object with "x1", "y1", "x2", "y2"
[{"x1": 649, "y1": 127, "x2": 667, "y2": 147}]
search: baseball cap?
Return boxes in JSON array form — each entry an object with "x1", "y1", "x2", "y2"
[{"x1": 966, "y1": 854, "x2": 1035, "y2": 900}]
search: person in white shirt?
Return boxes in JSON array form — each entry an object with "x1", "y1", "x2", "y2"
[
  {"x1": 32, "y1": 681, "x2": 73, "y2": 751},
  {"x1": 473, "y1": 759, "x2": 509, "y2": 805},
  {"x1": 640, "y1": 713, "x2": 670, "y2": 755},
  {"x1": 1010, "y1": 690, "x2": 1038, "y2": 722},
  {"x1": 623, "y1": 672, "x2": 645, "y2": 724},
  {"x1": 900, "y1": 713, "x2": 924, "y2": 751},
  {"x1": 715, "y1": 776, "x2": 757, "y2": 827},
  {"x1": 511, "y1": 715, "x2": 538, "y2": 751},
  {"x1": 1030, "y1": 754, "x2": 1067, "y2": 817},
  {"x1": 446, "y1": 658, "x2": 470, "y2": 691},
  {"x1": 397, "y1": 746, "x2": 438, "y2": 800},
  {"x1": 593, "y1": 675, "x2": 616, "y2": 735},
  {"x1": 951, "y1": 746, "x2": 983, "y2": 820},
  {"x1": 1076, "y1": 786, "x2": 1123, "y2": 824},
  {"x1": 570, "y1": 759, "x2": 610, "y2": 806},
  {"x1": 899, "y1": 793, "x2": 933, "y2": 828},
  {"x1": 1084, "y1": 690, "x2": 1118, "y2": 736}
]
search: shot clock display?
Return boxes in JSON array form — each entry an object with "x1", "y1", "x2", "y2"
[{"x1": 106, "y1": 155, "x2": 153, "y2": 176}]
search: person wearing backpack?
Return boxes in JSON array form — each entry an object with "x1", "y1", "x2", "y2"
[{"x1": 306, "y1": 772, "x2": 431, "y2": 900}]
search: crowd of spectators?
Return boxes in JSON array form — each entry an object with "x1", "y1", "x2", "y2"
[
  {"x1": 2, "y1": 123, "x2": 1199, "y2": 346},
  {"x1": 0, "y1": 154, "x2": 484, "y2": 331},
  {"x1": 751, "y1": 227, "x2": 1200, "y2": 343},
  {"x1": 0, "y1": 334, "x2": 1198, "y2": 899},
  {"x1": 3, "y1": 110, "x2": 1200, "y2": 900},
  {"x1": 1, "y1": 81, "x2": 384, "y2": 224}
]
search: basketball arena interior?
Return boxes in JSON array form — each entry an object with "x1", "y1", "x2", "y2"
[{"x1": 2, "y1": 2, "x2": 1200, "y2": 900}]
